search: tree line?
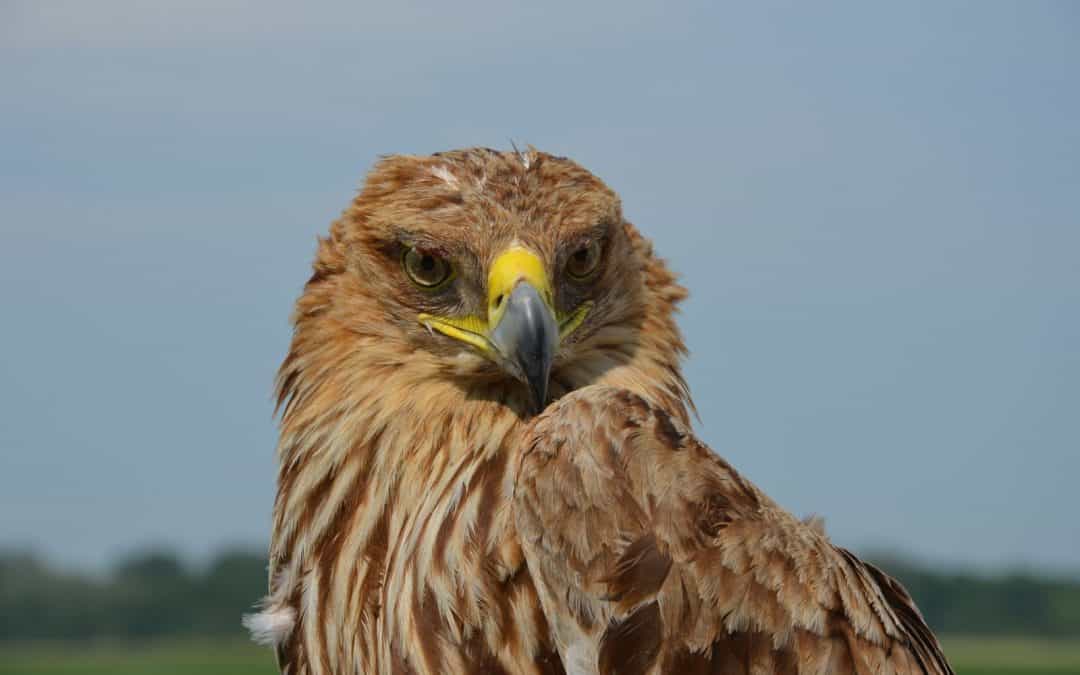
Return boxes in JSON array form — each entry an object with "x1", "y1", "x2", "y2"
[{"x1": 1, "y1": 548, "x2": 1078, "y2": 641}]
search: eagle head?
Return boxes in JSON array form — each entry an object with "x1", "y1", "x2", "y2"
[{"x1": 281, "y1": 147, "x2": 688, "y2": 420}]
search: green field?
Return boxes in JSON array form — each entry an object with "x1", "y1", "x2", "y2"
[
  {"x1": 0, "y1": 641, "x2": 275, "y2": 675},
  {"x1": 941, "y1": 637, "x2": 1080, "y2": 675},
  {"x1": 1, "y1": 638, "x2": 1078, "y2": 674}
]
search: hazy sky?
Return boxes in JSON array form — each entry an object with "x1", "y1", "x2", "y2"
[{"x1": 2, "y1": 1, "x2": 1077, "y2": 573}]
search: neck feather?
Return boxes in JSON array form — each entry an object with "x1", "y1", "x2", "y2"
[{"x1": 265, "y1": 239, "x2": 692, "y2": 664}]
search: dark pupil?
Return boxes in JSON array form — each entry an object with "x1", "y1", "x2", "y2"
[{"x1": 420, "y1": 255, "x2": 436, "y2": 272}]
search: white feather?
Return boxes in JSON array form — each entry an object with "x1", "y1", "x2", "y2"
[
  {"x1": 430, "y1": 165, "x2": 460, "y2": 188},
  {"x1": 243, "y1": 604, "x2": 296, "y2": 647}
]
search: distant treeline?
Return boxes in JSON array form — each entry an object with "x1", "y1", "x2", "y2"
[
  {"x1": 869, "y1": 553, "x2": 1080, "y2": 637},
  {"x1": 1, "y1": 548, "x2": 1078, "y2": 641},
  {"x1": 0, "y1": 549, "x2": 266, "y2": 642}
]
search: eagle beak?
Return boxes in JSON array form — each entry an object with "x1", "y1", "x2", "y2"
[
  {"x1": 486, "y1": 247, "x2": 559, "y2": 412},
  {"x1": 489, "y1": 279, "x2": 559, "y2": 412},
  {"x1": 418, "y1": 245, "x2": 589, "y2": 413}
]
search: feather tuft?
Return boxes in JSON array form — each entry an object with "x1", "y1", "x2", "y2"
[{"x1": 243, "y1": 604, "x2": 296, "y2": 647}]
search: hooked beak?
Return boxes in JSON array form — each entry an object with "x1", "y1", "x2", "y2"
[
  {"x1": 488, "y1": 280, "x2": 559, "y2": 411},
  {"x1": 418, "y1": 245, "x2": 589, "y2": 413}
]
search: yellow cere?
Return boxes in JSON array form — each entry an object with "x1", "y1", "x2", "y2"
[
  {"x1": 486, "y1": 246, "x2": 553, "y2": 325},
  {"x1": 418, "y1": 245, "x2": 591, "y2": 353}
]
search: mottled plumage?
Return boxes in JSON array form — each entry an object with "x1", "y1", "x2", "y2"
[
  {"x1": 518, "y1": 388, "x2": 951, "y2": 674},
  {"x1": 248, "y1": 147, "x2": 952, "y2": 674}
]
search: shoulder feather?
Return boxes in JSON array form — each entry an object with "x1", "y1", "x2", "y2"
[{"x1": 514, "y1": 386, "x2": 953, "y2": 675}]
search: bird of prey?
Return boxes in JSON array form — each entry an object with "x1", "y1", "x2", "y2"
[{"x1": 246, "y1": 147, "x2": 953, "y2": 674}]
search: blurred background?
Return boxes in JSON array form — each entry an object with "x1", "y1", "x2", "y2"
[{"x1": 2, "y1": 1, "x2": 1078, "y2": 673}]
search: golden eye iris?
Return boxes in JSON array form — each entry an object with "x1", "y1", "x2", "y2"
[
  {"x1": 566, "y1": 240, "x2": 602, "y2": 280},
  {"x1": 403, "y1": 248, "x2": 452, "y2": 288}
]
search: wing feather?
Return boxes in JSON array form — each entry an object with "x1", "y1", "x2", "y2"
[{"x1": 514, "y1": 386, "x2": 953, "y2": 675}]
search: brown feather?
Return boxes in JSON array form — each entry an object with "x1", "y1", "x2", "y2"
[
  {"x1": 254, "y1": 148, "x2": 688, "y2": 674},
  {"x1": 515, "y1": 386, "x2": 954, "y2": 674},
  {"x1": 253, "y1": 147, "x2": 949, "y2": 675}
]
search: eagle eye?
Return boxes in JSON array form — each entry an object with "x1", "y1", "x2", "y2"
[
  {"x1": 566, "y1": 240, "x2": 602, "y2": 280},
  {"x1": 403, "y1": 247, "x2": 453, "y2": 288}
]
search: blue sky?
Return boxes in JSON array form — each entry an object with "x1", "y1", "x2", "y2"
[{"x1": 1, "y1": 1, "x2": 1077, "y2": 572}]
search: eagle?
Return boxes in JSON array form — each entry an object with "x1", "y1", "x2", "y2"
[{"x1": 246, "y1": 147, "x2": 953, "y2": 674}]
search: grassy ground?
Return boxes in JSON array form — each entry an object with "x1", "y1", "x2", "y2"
[
  {"x1": 942, "y1": 637, "x2": 1080, "y2": 674},
  {"x1": 1, "y1": 637, "x2": 1078, "y2": 674},
  {"x1": 0, "y1": 640, "x2": 275, "y2": 675}
]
